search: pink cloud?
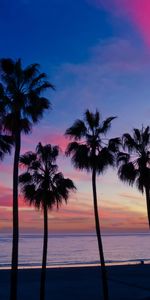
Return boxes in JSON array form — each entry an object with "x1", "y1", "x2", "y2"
[
  {"x1": 42, "y1": 132, "x2": 68, "y2": 152},
  {"x1": 93, "y1": 0, "x2": 150, "y2": 48},
  {"x1": 0, "y1": 184, "x2": 30, "y2": 208},
  {"x1": 22, "y1": 128, "x2": 67, "y2": 153},
  {"x1": 64, "y1": 170, "x2": 90, "y2": 183},
  {"x1": 0, "y1": 185, "x2": 149, "y2": 232},
  {"x1": 0, "y1": 185, "x2": 12, "y2": 207}
]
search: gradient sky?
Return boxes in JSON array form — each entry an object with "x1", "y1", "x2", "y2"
[{"x1": 0, "y1": 0, "x2": 150, "y2": 233}]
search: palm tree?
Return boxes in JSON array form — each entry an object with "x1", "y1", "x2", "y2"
[
  {"x1": 0, "y1": 58, "x2": 54, "y2": 300},
  {"x1": 19, "y1": 142, "x2": 76, "y2": 300},
  {"x1": 117, "y1": 126, "x2": 150, "y2": 228},
  {"x1": 65, "y1": 109, "x2": 120, "y2": 300}
]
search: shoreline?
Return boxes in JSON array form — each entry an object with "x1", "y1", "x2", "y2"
[{"x1": 0, "y1": 259, "x2": 150, "y2": 270}]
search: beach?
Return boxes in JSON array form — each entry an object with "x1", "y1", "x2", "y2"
[{"x1": 1, "y1": 264, "x2": 150, "y2": 300}]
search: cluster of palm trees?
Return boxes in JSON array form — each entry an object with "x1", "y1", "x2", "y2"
[
  {"x1": 0, "y1": 58, "x2": 75, "y2": 300},
  {"x1": 0, "y1": 58, "x2": 150, "y2": 300}
]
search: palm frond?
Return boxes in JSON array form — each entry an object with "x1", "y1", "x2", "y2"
[
  {"x1": 0, "y1": 134, "x2": 13, "y2": 160},
  {"x1": 100, "y1": 116, "x2": 116, "y2": 135},
  {"x1": 0, "y1": 58, "x2": 14, "y2": 75},
  {"x1": 0, "y1": 84, "x2": 5, "y2": 105},
  {"x1": 66, "y1": 142, "x2": 90, "y2": 169},
  {"x1": 117, "y1": 152, "x2": 130, "y2": 166},
  {"x1": 96, "y1": 148, "x2": 115, "y2": 173},
  {"x1": 136, "y1": 176, "x2": 145, "y2": 194},
  {"x1": 65, "y1": 120, "x2": 87, "y2": 140},
  {"x1": 70, "y1": 144, "x2": 90, "y2": 170},
  {"x1": 20, "y1": 118, "x2": 32, "y2": 134},
  {"x1": 36, "y1": 143, "x2": 59, "y2": 163},
  {"x1": 26, "y1": 95, "x2": 51, "y2": 123},
  {"x1": 15, "y1": 59, "x2": 23, "y2": 82},
  {"x1": 122, "y1": 133, "x2": 137, "y2": 152},
  {"x1": 108, "y1": 137, "x2": 121, "y2": 152},
  {"x1": 23, "y1": 63, "x2": 40, "y2": 81},
  {"x1": 53, "y1": 175, "x2": 76, "y2": 208},
  {"x1": 94, "y1": 110, "x2": 100, "y2": 127},
  {"x1": 21, "y1": 184, "x2": 38, "y2": 207},
  {"x1": 118, "y1": 162, "x2": 137, "y2": 185},
  {"x1": 31, "y1": 81, "x2": 55, "y2": 95},
  {"x1": 65, "y1": 142, "x2": 80, "y2": 156},
  {"x1": 20, "y1": 152, "x2": 36, "y2": 166},
  {"x1": 85, "y1": 109, "x2": 99, "y2": 130},
  {"x1": 28, "y1": 73, "x2": 54, "y2": 91},
  {"x1": 19, "y1": 172, "x2": 32, "y2": 185},
  {"x1": 143, "y1": 126, "x2": 150, "y2": 145},
  {"x1": 133, "y1": 128, "x2": 141, "y2": 144}
]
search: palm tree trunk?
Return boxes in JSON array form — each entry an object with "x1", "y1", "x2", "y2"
[
  {"x1": 145, "y1": 186, "x2": 150, "y2": 229},
  {"x1": 10, "y1": 130, "x2": 21, "y2": 300},
  {"x1": 92, "y1": 167, "x2": 109, "y2": 300},
  {"x1": 40, "y1": 204, "x2": 48, "y2": 300}
]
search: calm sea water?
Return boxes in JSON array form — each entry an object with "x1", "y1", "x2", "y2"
[{"x1": 0, "y1": 233, "x2": 150, "y2": 268}]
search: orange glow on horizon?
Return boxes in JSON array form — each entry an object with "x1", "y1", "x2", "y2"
[{"x1": 0, "y1": 179, "x2": 149, "y2": 233}]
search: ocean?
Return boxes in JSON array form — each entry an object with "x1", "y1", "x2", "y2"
[{"x1": 0, "y1": 233, "x2": 150, "y2": 268}]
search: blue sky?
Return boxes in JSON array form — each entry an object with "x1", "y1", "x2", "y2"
[
  {"x1": 1, "y1": 1, "x2": 112, "y2": 64},
  {"x1": 0, "y1": 0, "x2": 150, "y2": 232}
]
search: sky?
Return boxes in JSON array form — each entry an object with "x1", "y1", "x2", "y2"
[{"x1": 0, "y1": 0, "x2": 150, "y2": 233}]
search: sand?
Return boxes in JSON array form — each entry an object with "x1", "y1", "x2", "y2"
[{"x1": 0, "y1": 264, "x2": 150, "y2": 300}]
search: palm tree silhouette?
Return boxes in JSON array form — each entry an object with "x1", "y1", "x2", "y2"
[
  {"x1": 117, "y1": 126, "x2": 150, "y2": 228},
  {"x1": 19, "y1": 142, "x2": 76, "y2": 300},
  {"x1": 65, "y1": 109, "x2": 120, "y2": 300},
  {"x1": 0, "y1": 58, "x2": 53, "y2": 300},
  {"x1": 0, "y1": 89, "x2": 13, "y2": 160},
  {"x1": 0, "y1": 134, "x2": 13, "y2": 161}
]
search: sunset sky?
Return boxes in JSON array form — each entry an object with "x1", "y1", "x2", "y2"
[{"x1": 0, "y1": 0, "x2": 150, "y2": 233}]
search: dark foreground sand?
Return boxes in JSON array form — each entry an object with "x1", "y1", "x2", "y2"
[{"x1": 0, "y1": 264, "x2": 150, "y2": 300}]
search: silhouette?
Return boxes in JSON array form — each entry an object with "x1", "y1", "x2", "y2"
[
  {"x1": 0, "y1": 134, "x2": 13, "y2": 161},
  {"x1": 19, "y1": 142, "x2": 76, "y2": 300},
  {"x1": 0, "y1": 58, "x2": 54, "y2": 300},
  {"x1": 117, "y1": 126, "x2": 150, "y2": 228},
  {"x1": 0, "y1": 92, "x2": 13, "y2": 160},
  {"x1": 65, "y1": 109, "x2": 120, "y2": 300}
]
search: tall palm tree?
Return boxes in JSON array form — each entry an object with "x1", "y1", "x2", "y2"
[
  {"x1": 19, "y1": 142, "x2": 76, "y2": 300},
  {"x1": 117, "y1": 126, "x2": 150, "y2": 228},
  {"x1": 0, "y1": 58, "x2": 54, "y2": 300},
  {"x1": 65, "y1": 109, "x2": 120, "y2": 300}
]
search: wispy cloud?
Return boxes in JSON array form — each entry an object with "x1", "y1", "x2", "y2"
[
  {"x1": 52, "y1": 37, "x2": 150, "y2": 137},
  {"x1": 91, "y1": 0, "x2": 150, "y2": 49},
  {"x1": 119, "y1": 192, "x2": 143, "y2": 201},
  {"x1": 21, "y1": 127, "x2": 67, "y2": 153}
]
